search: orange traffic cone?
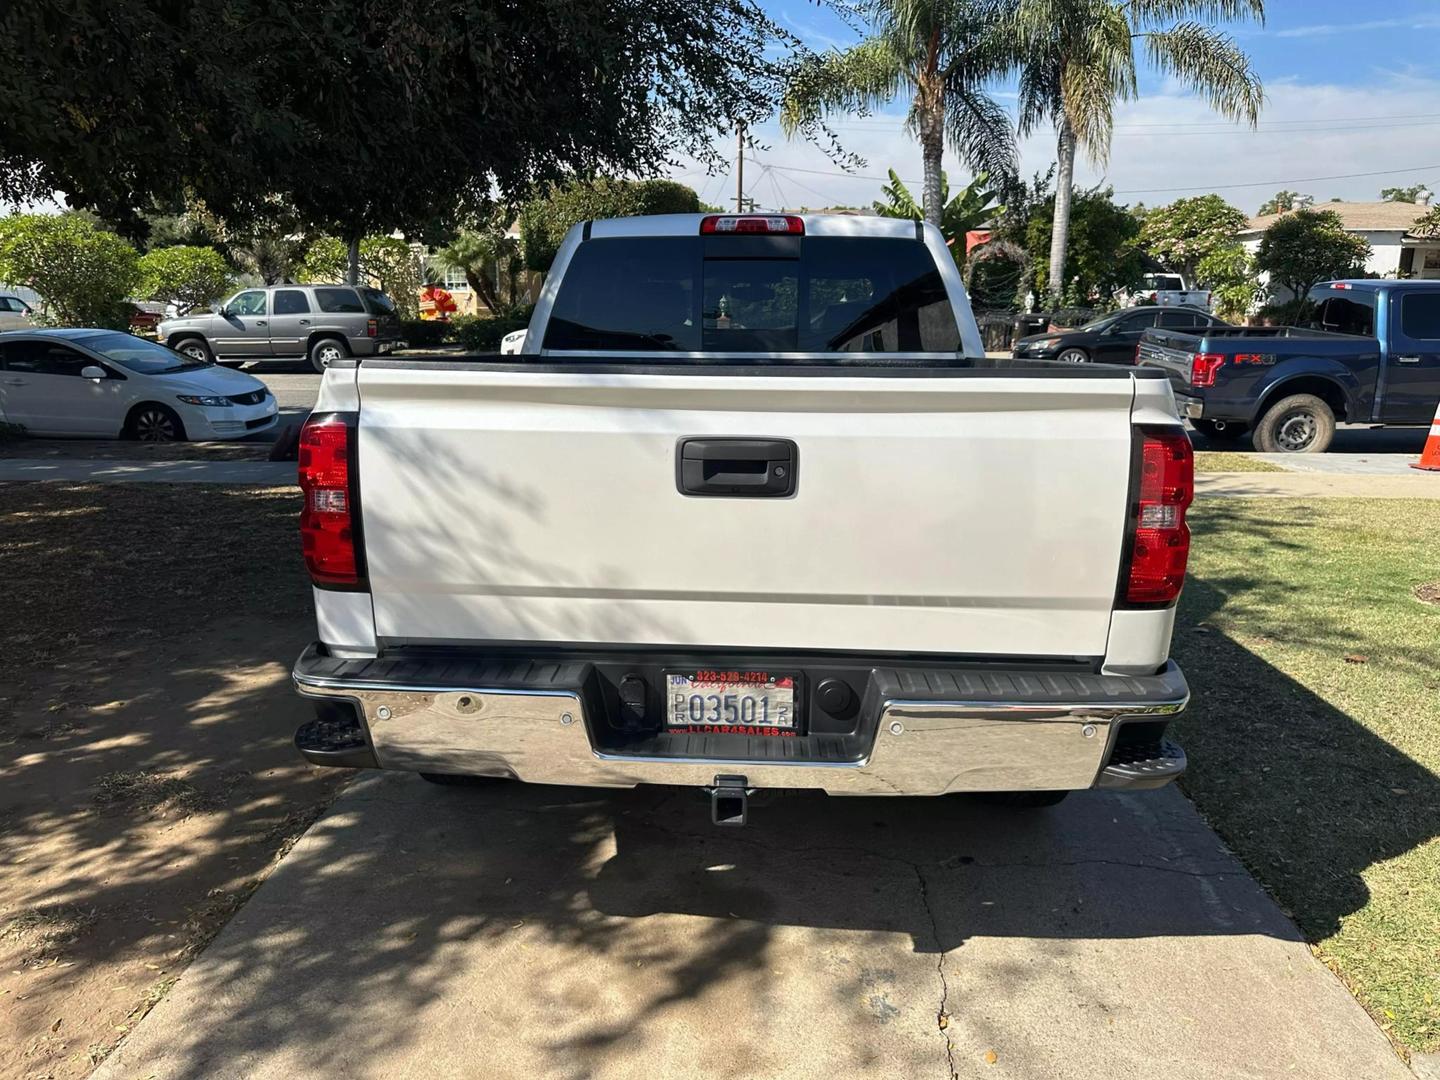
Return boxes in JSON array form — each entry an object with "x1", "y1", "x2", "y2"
[{"x1": 1413, "y1": 400, "x2": 1440, "y2": 472}]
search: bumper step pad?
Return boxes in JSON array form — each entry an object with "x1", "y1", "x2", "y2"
[{"x1": 1098, "y1": 738, "x2": 1187, "y2": 789}]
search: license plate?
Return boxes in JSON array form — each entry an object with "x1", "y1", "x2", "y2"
[{"x1": 666, "y1": 671, "x2": 797, "y2": 735}]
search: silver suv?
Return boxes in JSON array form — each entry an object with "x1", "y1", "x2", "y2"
[{"x1": 157, "y1": 284, "x2": 404, "y2": 372}]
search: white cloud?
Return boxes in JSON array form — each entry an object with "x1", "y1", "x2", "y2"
[
  {"x1": 673, "y1": 75, "x2": 1440, "y2": 216},
  {"x1": 1272, "y1": 16, "x2": 1440, "y2": 38}
]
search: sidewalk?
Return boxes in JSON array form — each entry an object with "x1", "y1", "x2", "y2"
[
  {"x1": 91, "y1": 776, "x2": 1412, "y2": 1080},
  {"x1": 0, "y1": 458, "x2": 296, "y2": 485}
]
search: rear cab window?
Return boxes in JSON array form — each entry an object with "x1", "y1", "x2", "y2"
[
  {"x1": 1304, "y1": 288, "x2": 1375, "y2": 336},
  {"x1": 359, "y1": 288, "x2": 396, "y2": 316},
  {"x1": 314, "y1": 288, "x2": 366, "y2": 314},
  {"x1": 542, "y1": 234, "x2": 961, "y2": 355}
]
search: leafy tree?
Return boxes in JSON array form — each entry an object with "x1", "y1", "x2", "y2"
[
  {"x1": 519, "y1": 179, "x2": 702, "y2": 273},
  {"x1": 872, "y1": 168, "x2": 1002, "y2": 253},
  {"x1": 1138, "y1": 194, "x2": 1248, "y2": 282},
  {"x1": 194, "y1": 196, "x2": 314, "y2": 285},
  {"x1": 0, "y1": 213, "x2": 139, "y2": 327},
  {"x1": 1022, "y1": 185, "x2": 1143, "y2": 305},
  {"x1": 1253, "y1": 208, "x2": 1371, "y2": 300},
  {"x1": 1258, "y1": 190, "x2": 1304, "y2": 215},
  {"x1": 136, "y1": 245, "x2": 234, "y2": 313},
  {"x1": 1194, "y1": 243, "x2": 1259, "y2": 321},
  {"x1": 0, "y1": 1, "x2": 791, "y2": 259},
  {"x1": 431, "y1": 220, "x2": 524, "y2": 314},
  {"x1": 780, "y1": 0, "x2": 1016, "y2": 226},
  {"x1": 1380, "y1": 183, "x2": 1431, "y2": 203},
  {"x1": 1009, "y1": 0, "x2": 1264, "y2": 303},
  {"x1": 1410, "y1": 207, "x2": 1440, "y2": 240},
  {"x1": 300, "y1": 236, "x2": 422, "y2": 319}
]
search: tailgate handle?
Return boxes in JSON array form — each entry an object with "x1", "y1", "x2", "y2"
[{"x1": 677, "y1": 438, "x2": 797, "y2": 498}]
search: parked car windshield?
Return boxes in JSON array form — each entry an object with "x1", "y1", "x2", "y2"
[{"x1": 83, "y1": 332, "x2": 206, "y2": 373}]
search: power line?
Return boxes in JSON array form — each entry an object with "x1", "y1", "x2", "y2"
[
  {"x1": 1111, "y1": 163, "x2": 1440, "y2": 195},
  {"x1": 747, "y1": 156, "x2": 1440, "y2": 197}
]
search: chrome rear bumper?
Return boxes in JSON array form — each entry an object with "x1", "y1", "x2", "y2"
[{"x1": 293, "y1": 647, "x2": 1189, "y2": 795}]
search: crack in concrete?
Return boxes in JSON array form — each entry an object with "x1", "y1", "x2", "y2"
[{"x1": 912, "y1": 863, "x2": 959, "y2": 1080}]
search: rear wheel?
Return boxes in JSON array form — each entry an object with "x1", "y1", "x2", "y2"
[
  {"x1": 126, "y1": 403, "x2": 186, "y2": 443},
  {"x1": 976, "y1": 790, "x2": 1070, "y2": 809},
  {"x1": 1253, "y1": 393, "x2": 1335, "y2": 453},
  {"x1": 308, "y1": 336, "x2": 350, "y2": 373},
  {"x1": 1056, "y1": 347, "x2": 1089, "y2": 364},
  {"x1": 172, "y1": 336, "x2": 212, "y2": 365}
]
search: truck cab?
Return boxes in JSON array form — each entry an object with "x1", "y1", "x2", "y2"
[{"x1": 1138, "y1": 280, "x2": 1440, "y2": 452}]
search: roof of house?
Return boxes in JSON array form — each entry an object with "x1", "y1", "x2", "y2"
[{"x1": 1242, "y1": 201, "x2": 1433, "y2": 235}]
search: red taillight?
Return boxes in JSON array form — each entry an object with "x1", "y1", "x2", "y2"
[
  {"x1": 366, "y1": 318, "x2": 378, "y2": 337},
  {"x1": 1124, "y1": 429, "x2": 1193, "y2": 605},
  {"x1": 700, "y1": 215, "x2": 804, "y2": 235},
  {"x1": 298, "y1": 417, "x2": 361, "y2": 588},
  {"x1": 1190, "y1": 352, "x2": 1225, "y2": 387}
]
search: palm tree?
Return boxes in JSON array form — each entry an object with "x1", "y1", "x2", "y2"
[
  {"x1": 1010, "y1": 0, "x2": 1264, "y2": 303},
  {"x1": 780, "y1": 0, "x2": 1016, "y2": 227},
  {"x1": 872, "y1": 168, "x2": 1003, "y2": 254}
]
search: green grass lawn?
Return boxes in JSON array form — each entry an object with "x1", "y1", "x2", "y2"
[
  {"x1": 1192, "y1": 451, "x2": 1284, "y2": 473},
  {"x1": 1175, "y1": 498, "x2": 1440, "y2": 1054}
]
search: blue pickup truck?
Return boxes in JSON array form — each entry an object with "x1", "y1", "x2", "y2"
[{"x1": 1137, "y1": 279, "x2": 1440, "y2": 452}]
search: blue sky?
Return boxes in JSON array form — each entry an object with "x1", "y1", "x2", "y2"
[{"x1": 676, "y1": 1, "x2": 1440, "y2": 216}]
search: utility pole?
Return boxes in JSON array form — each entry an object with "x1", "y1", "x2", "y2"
[{"x1": 735, "y1": 123, "x2": 745, "y2": 212}]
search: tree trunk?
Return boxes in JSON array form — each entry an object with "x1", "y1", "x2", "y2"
[
  {"x1": 465, "y1": 268, "x2": 500, "y2": 314},
  {"x1": 920, "y1": 127, "x2": 944, "y2": 229},
  {"x1": 346, "y1": 235, "x2": 361, "y2": 286},
  {"x1": 1047, "y1": 116, "x2": 1077, "y2": 306}
]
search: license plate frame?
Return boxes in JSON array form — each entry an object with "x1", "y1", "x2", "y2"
[{"x1": 664, "y1": 670, "x2": 800, "y2": 736}]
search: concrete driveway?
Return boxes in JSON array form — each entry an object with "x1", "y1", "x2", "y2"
[{"x1": 93, "y1": 776, "x2": 1407, "y2": 1080}]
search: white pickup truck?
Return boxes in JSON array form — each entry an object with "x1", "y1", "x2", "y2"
[{"x1": 291, "y1": 213, "x2": 1193, "y2": 825}]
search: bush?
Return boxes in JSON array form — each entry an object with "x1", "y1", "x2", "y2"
[
  {"x1": 137, "y1": 245, "x2": 234, "y2": 312},
  {"x1": 399, "y1": 320, "x2": 453, "y2": 348},
  {"x1": 451, "y1": 306, "x2": 533, "y2": 352},
  {"x1": 0, "y1": 212, "x2": 139, "y2": 327},
  {"x1": 1253, "y1": 299, "x2": 1314, "y2": 327}
]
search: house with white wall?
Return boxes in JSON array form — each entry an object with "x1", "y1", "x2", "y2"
[{"x1": 1239, "y1": 196, "x2": 1440, "y2": 301}]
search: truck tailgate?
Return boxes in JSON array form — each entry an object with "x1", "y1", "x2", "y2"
[
  {"x1": 354, "y1": 363, "x2": 1139, "y2": 659},
  {"x1": 1137, "y1": 332, "x2": 1197, "y2": 396}
]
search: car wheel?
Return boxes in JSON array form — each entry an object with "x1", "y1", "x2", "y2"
[
  {"x1": 127, "y1": 403, "x2": 187, "y2": 443},
  {"x1": 308, "y1": 337, "x2": 350, "y2": 373},
  {"x1": 975, "y1": 790, "x2": 1070, "y2": 808},
  {"x1": 1192, "y1": 419, "x2": 1249, "y2": 443},
  {"x1": 1056, "y1": 348, "x2": 1089, "y2": 364},
  {"x1": 1253, "y1": 393, "x2": 1335, "y2": 454},
  {"x1": 172, "y1": 337, "x2": 213, "y2": 365}
]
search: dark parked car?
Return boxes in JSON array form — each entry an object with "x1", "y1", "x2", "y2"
[
  {"x1": 1012, "y1": 306, "x2": 1225, "y2": 365},
  {"x1": 1137, "y1": 280, "x2": 1440, "y2": 453}
]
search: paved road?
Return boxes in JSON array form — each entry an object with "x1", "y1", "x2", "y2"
[{"x1": 94, "y1": 775, "x2": 1408, "y2": 1080}]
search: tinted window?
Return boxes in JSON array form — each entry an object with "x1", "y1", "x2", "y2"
[
  {"x1": 1400, "y1": 293, "x2": 1440, "y2": 339},
  {"x1": 0, "y1": 297, "x2": 27, "y2": 312},
  {"x1": 359, "y1": 288, "x2": 396, "y2": 315},
  {"x1": 545, "y1": 238, "x2": 700, "y2": 350},
  {"x1": 1158, "y1": 311, "x2": 1204, "y2": 329},
  {"x1": 274, "y1": 289, "x2": 310, "y2": 315},
  {"x1": 314, "y1": 288, "x2": 365, "y2": 314},
  {"x1": 1311, "y1": 294, "x2": 1374, "y2": 336},
  {"x1": 543, "y1": 235, "x2": 960, "y2": 355},
  {"x1": 1115, "y1": 311, "x2": 1158, "y2": 332},
  {"x1": 1, "y1": 340, "x2": 93, "y2": 376},
  {"x1": 228, "y1": 290, "x2": 267, "y2": 316}
]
